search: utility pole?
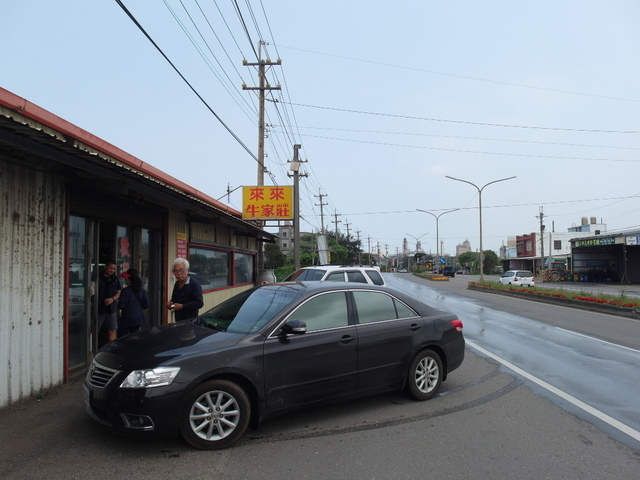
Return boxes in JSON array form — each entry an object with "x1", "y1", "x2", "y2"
[
  {"x1": 331, "y1": 210, "x2": 342, "y2": 241},
  {"x1": 344, "y1": 221, "x2": 351, "y2": 240},
  {"x1": 356, "y1": 230, "x2": 362, "y2": 264},
  {"x1": 537, "y1": 206, "x2": 545, "y2": 273},
  {"x1": 288, "y1": 144, "x2": 307, "y2": 270},
  {"x1": 315, "y1": 191, "x2": 328, "y2": 234},
  {"x1": 242, "y1": 42, "x2": 281, "y2": 187}
]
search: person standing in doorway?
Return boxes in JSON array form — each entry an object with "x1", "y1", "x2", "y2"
[
  {"x1": 167, "y1": 258, "x2": 203, "y2": 321},
  {"x1": 97, "y1": 261, "x2": 121, "y2": 342},
  {"x1": 117, "y1": 268, "x2": 149, "y2": 337}
]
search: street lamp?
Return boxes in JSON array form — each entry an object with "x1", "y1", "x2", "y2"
[
  {"x1": 405, "y1": 232, "x2": 428, "y2": 272},
  {"x1": 416, "y1": 208, "x2": 459, "y2": 261},
  {"x1": 445, "y1": 175, "x2": 516, "y2": 281}
]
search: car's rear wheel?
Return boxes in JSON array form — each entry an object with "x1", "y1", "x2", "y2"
[
  {"x1": 406, "y1": 349, "x2": 443, "y2": 401},
  {"x1": 179, "y1": 379, "x2": 250, "y2": 449}
]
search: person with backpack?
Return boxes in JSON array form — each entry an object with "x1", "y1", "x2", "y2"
[{"x1": 117, "y1": 268, "x2": 149, "y2": 337}]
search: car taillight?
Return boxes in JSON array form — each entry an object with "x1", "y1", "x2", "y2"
[
  {"x1": 514, "y1": 277, "x2": 519, "y2": 281},
  {"x1": 451, "y1": 319, "x2": 463, "y2": 332}
]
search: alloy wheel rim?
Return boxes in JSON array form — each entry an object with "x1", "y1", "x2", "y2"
[
  {"x1": 415, "y1": 357, "x2": 439, "y2": 393},
  {"x1": 189, "y1": 390, "x2": 240, "y2": 441}
]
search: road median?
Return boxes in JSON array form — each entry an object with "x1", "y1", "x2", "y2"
[{"x1": 467, "y1": 282, "x2": 640, "y2": 320}]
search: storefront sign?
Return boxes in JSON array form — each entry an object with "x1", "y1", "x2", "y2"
[
  {"x1": 176, "y1": 232, "x2": 187, "y2": 258},
  {"x1": 574, "y1": 237, "x2": 615, "y2": 247},
  {"x1": 242, "y1": 186, "x2": 293, "y2": 220},
  {"x1": 626, "y1": 236, "x2": 640, "y2": 246}
]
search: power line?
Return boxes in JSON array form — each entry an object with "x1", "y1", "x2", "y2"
[
  {"x1": 114, "y1": 0, "x2": 261, "y2": 164},
  {"x1": 285, "y1": 102, "x2": 640, "y2": 134},
  {"x1": 284, "y1": 132, "x2": 640, "y2": 163},
  {"x1": 275, "y1": 44, "x2": 640, "y2": 104},
  {"x1": 327, "y1": 193, "x2": 640, "y2": 217},
  {"x1": 231, "y1": 0, "x2": 258, "y2": 60},
  {"x1": 274, "y1": 125, "x2": 640, "y2": 151}
]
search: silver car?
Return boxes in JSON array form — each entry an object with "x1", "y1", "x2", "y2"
[
  {"x1": 284, "y1": 265, "x2": 386, "y2": 286},
  {"x1": 499, "y1": 270, "x2": 535, "y2": 287}
]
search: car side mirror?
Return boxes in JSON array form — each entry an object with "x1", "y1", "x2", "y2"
[{"x1": 280, "y1": 319, "x2": 307, "y2": 335}]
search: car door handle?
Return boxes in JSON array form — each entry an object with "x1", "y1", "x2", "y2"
[
  {"x1": 340, "y1": 335, "x2": 356, "y2": 344},
  {"x1": 409, "y1": 324, "x2": 421, "y2": 332}
]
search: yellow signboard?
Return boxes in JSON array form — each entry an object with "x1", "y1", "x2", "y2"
[{"x1": 242, "y1": 186, "x2": 294, "y2": 220}]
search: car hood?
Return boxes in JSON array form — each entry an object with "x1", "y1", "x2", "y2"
[{"x1": 95, "y1": 320, "x2": 245, "y2": 370}]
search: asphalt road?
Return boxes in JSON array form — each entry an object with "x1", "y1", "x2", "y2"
[
  {"x1": 386, "y1": 273, "x2": 640, "y2": 447},
  {"x1": 1, "y1": 275, "x2": 639, "y2": 480}
]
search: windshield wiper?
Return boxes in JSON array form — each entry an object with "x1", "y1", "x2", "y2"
[{"x1": 201, "y1": 321, "x2": 225, "y2": 332}]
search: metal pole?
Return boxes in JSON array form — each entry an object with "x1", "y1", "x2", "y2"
[
  {"x1": 416, "y1": 208, "x2": 459, "y2": 263},
  {"x1": 406, "y1": 232, "x2": 428, "y2": 272},
  {"x1": 292, "y1": 144, "x2": 302, "y2": 270},
  {"x1": 445, "y1": 176, "x2": 515, "y2": 282}
]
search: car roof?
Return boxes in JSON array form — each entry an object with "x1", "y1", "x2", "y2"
[
  {"x1": 297, "y1": 264, "x2": 380, "y2": 271},
  {"x1": 260, "y1": 281, "x2": 445, "y2": 316}
]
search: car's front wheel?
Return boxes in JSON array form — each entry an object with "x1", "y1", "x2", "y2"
[
  {"x1": 179, "y1": 379, "x2": 250, "y2": 449},
  {"x1": 406, "y1": 349, "x2": 443, "y2": 401}
]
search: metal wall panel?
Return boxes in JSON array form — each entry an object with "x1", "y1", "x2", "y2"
[{"x1": 0, "y1": 159, "x2": 66, "y2": 407}]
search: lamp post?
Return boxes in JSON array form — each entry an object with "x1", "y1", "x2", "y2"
[
  {"x1": 406, "y1": 232, "x2": 428, "y2": 272},
  {"x1": 416, "y1": 208, "x2": 459, "y2": 262},
  {"x1": 445, "y1": 176, "x2": 516, "y2": 281}
]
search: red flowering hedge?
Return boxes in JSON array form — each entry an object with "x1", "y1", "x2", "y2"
[{"x1": 469, "y1": 282, "x2": 640, "y2": 309}]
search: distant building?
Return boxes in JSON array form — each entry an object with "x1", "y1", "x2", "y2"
[
  {"x1": 504, "y1": 217, "x2": 607, "y2": 272},
  {"x1": 568, "y1": 217, "x2": 606, "y2": 234},
  {"x1": 456, "y1": 239, "x2": 471, "y2": 256},
  {"x1": 277, "y1": 222, "x2": 294, "y2": 254}
]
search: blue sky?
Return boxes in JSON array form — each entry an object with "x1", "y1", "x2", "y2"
[{"x1": 3, "y1": 1, "x2": 640, "y2": 255}]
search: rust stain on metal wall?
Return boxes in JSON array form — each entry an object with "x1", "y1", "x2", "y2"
[{"x1": 0, "y1": 160, "x2": 66, "y2": 407}]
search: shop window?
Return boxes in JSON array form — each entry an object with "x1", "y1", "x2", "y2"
[
  {"x1": 235, "y1": 252, "x2": 255, "y2": 284},
  {"x1": 189, "y1": 246, "x2": 231, "y2": 290}
]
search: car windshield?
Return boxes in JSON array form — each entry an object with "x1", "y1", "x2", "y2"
[{"x1": 198, "y1": 285, "x2": 304, "y2": 334}]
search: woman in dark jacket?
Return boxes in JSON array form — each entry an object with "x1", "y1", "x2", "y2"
[{"x1": 117, "y1": 268, "x2": 149, "y2": 337}]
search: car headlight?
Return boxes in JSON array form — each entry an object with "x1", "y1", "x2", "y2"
[{"x1": 119, "y1": 366, "x2": 181, "y2": 389}]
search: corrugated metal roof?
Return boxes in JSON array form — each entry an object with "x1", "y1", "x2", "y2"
[{"x1": 0, "y1": 87, "x2": 274, "y2": 241}]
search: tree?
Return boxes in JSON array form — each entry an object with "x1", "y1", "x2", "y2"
[
  {"x1": 264, "y1": 242, "x2": 286, "y2": 269},
  {"x1": 481, "y1": 250, "x2": 498, "y2": 274},
  {"x1": 458, "y1": 251, "x2": 478, "y2": 272}
]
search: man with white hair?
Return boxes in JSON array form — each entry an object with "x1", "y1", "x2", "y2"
[{"x1": 167, "y1": 258, "x2": 203, "y2": 321}]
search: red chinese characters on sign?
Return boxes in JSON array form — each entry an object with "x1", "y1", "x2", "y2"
[
  {"x1": 242, "y1": 186, "x2": 293, "y2": 220},
  {"x1": 176, "y1": 232, "x2": 187, "y2": 258}
]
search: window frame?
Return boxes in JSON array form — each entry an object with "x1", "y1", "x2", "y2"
[
  {"x1": 276, "y1": 290, "x2": 352, "y2": 334},
  {"x1": 188, "y1": 243, "x2": 256, "y2": 291},
  {"x1": 351, "y1": 290, "x2": 419, "y2": 325}
]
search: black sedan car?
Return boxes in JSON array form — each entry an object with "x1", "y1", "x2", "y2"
[{"x1": 84, "y1": 282, "x2": 464, "y2": 449}]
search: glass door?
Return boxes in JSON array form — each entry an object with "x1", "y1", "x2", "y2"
[{"x1": 68, "y1": 216, "x2": 90, "y2": 369}]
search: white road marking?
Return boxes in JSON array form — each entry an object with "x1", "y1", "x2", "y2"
[
  {"x1": 554, "y1": 327, "x2": 640, "y2": 354},
  {"x1": 466, "y1": 339, "x2": 640, "y2": 443}
]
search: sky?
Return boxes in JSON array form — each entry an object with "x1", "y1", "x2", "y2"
[{"x1": 3, "y1": 1, "x2": 640, "y2": 257}]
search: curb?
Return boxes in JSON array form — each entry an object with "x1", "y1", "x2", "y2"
[{"x1": 467, "y1": 284, "x2": 640, "y2": 320}]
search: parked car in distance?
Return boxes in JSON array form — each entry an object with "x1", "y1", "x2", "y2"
[
  {"x1": 499, "y1": 270, "x2": 535, "y2": 287},
  {"x1": 284, "y1": 264, "x2": 386, "y2": 286},
  {"x1": 442, "y1": 266, "x2": 456, "y2": 277},
  {"x1": 84, "y1": 282, "x2": 465, "y2": 449}
]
